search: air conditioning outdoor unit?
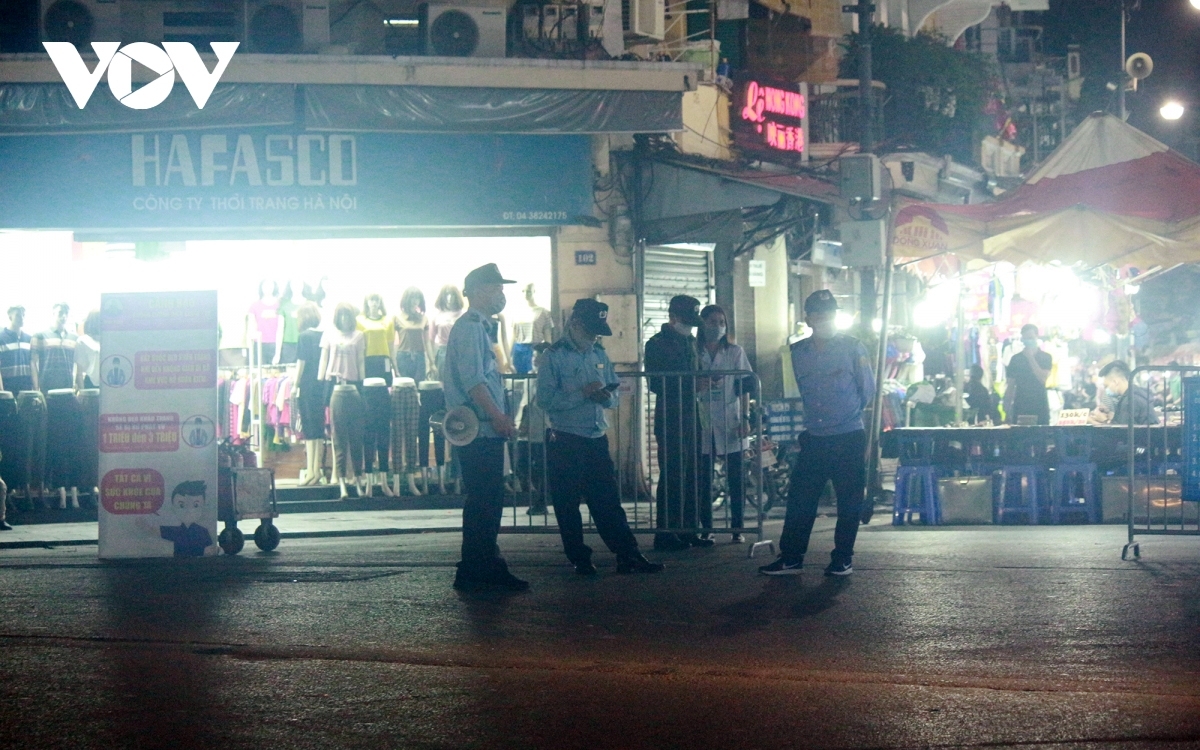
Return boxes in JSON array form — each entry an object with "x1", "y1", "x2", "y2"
[
  {"x1": 40, "y1": 0, "x2": 121, "y2": 45},
  {"x1": 420, "y1": 4, "x2": 506, "y2": 57},
  {"x1": 121, "y1": 0, "x2": 242, "y2": 47},
  {"x1": 244, "y1": 0, "x2": 329, "y2": 53},
  {"x1": 621, "y1": 0, "x2": 663, "y2": 39}
]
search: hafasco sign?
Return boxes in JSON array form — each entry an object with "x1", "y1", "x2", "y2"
[
  {"x1": 739, "y1": 79, "x2": 806, "y2": 155},
  {"x1": 893, "y1": 205, "x2": 951, "y2": 255},
  {"x1": 43, "y1": 42, "x2": 238, "y2": 110}
]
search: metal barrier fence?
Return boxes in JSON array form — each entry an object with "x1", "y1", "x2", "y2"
[
  {"x1": 497, "y1": 370, "x2": 772, "y2": 555},
  {"x1": 1122, "y1": 365, "x2": 1200, "y2": 560}
]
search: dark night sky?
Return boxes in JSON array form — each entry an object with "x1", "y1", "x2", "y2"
[{"x1": 1041, "y1": 0, "x2": 1200, "y2": 150}]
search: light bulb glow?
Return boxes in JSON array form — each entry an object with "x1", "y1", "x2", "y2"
[
  {"x1": 835, "y1": 311, "x2": 855, "y2": 330},
  {"x1": 1161, "y1": 101, "x2": 1185, "y2": 120}
]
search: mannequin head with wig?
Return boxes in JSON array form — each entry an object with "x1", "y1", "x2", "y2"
[
  {"x1": 435, "y1": 285, "x2": 463, "y2": 314},
  {"x1": 333, "y1": 303, "x2": 358, "y2": 335}
]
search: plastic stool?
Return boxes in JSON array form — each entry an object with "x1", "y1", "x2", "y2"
[
  {"x1": 892, "y1": 465, "x2": 941, "y2": 525},
  {"x1": 1049, "y1": 462, "x2": 1098, "y2": 524},
  {"x1": 995, "y1": 465, "x2": 1041, "y2": 525}
]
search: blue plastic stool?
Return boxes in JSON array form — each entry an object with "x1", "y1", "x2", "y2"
[
  {"x1": 1049, "y1": 462, "x2": 1098, "y2": 524},
  {"x1": 994, "y1": 465, "x2": 1042, "y2": 524},
  {"x1": 892, "y1": 465, "x2": 941, "y2": 525}
]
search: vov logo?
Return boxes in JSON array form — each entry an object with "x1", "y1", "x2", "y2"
[{"x1": 43, "y1": 42, "x2": 238, "y2": 110}]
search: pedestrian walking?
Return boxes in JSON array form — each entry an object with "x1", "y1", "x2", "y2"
[
  {"x1": 444, "y1": 263, "x2": 527, "y2": 592},
  {"x1": 645, "y1": 294, "x2": 711, "y2": 551},
  {"x1": 537, "y1": 299, "x2": 663, "y2": 576},
  {"x1": 760, "y1": 290, "x2": 875, "y2": 577},
  {"x1": 696, "y1": 304, "x2": 753, "y2": 544}
]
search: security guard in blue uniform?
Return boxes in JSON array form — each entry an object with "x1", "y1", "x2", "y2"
[
  {"x1": 537, "y1": 299, "x2": 663, "y2": 576},
  {"x1": 444, "y1": 263, "x2": 528, "y2": 591}
]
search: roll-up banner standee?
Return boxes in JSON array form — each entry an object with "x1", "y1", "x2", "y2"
[{"x1": 98, "y1": 291, "x2": 219, "y2": 558}]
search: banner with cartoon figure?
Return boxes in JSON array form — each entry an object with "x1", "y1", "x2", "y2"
[{"x1": 98, "y1": 291, "x2": 219, "y2": 559}]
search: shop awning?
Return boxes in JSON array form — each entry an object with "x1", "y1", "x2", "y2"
[{"x1": 893, "y1": 113, "x2": 1200, "y2": 270}]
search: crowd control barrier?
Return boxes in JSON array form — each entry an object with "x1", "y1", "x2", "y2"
[
  {"x1": 1121, "y1": 365, "x2": 1200, "y2": 560},
  {"x1": 497, "y1": 371, "x2": 772, "y2": 556}
]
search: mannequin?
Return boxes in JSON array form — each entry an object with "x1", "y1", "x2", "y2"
[
  {"x1": 15, "y1": 388, "x2": 46, "y2": 507},
  {"x1": 510, "y1": 283, "x2": 554, "y2": 374},
  {"x1": 390, "y1": 377, "x2": 423, "y2": 495},
  {"x1": 44, "y1": 388, "x2": 82, "y2": 509},
  {"x1": 74, "y1": 310, "x2": 101, "y2": 391},
  {"x1": 0, "y1": 391, "x2": 21, "y2": 517},
  {"x1": 246, "y1": 280, "x2": 281, "y2": 365},
  {"x1": 0, "y1": 304, "x2": 36, "y2": 395},
  {"x1": 428, "y1": 285, "x2": 464, "y2": 380},
  {"x1": 76, "y1": 387, "x2": 101, "y2": 503},
  {"x1": 32, "y1": 303, "x2": 76, "y2": 393},
  {"x1": 358, "y1": 294, "x2": 396, "y2": 494},
  {"x1": 362, "y1": 377, "x2": 395, "y2": 497},
  {"x1": 417, "y1": 380, "x2": 448, "y2": 494},
  {"x1": 275, "y1": 282, "x2": 300, "y2": 365},
  {"x1": 293, "y1": 303, "x2": 326, "y2": 486},
  {"x1": 319, "y1": 303, "x2": 367, "y2": 499},
  {"x1": 395, "y1": 287, "x2": 435, "y2": 384}
]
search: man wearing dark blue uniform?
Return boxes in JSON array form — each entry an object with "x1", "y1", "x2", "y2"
[
  {"x1": 444, "y1": 264, "x2": 527, "y2": 592},
  {"x1": 760, "y1": 290, "x2": 875, "y2": 577},
  {"x1": 537, "y1": 299, "x2": 663, "y2": 576}
]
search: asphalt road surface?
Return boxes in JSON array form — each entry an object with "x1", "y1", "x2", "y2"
[{"x1": 2, "y1": 520, "x2": 1199, "y2": 749}]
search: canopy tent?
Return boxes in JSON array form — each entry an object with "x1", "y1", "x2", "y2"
[{"x1": 892, "y1": 113, "x2": 1200, "y2": 270}]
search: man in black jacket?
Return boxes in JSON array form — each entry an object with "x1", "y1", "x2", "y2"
[{"x1": 644, "y1": 295, "x2": 711, "y2": 550}]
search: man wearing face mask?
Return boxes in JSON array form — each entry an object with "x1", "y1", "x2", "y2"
[
  {"x1": 538, "y1": 299, "x2": 664, "y2": 575},
  {"x1": 645, "y1": 295, "x2": 711, "y2": 551},
  {"x1": 1003, "y1": 324, "x2": 1052, "y2": 426},
  {"x1": 760, "y1": 290, "x2": 874, "y2": 577},
  {"x1": 1090, "y1": 360, "x2": 1154, "y2": 426},
  {"x1": 444, "y1": 263, "x2": 527, "y2": 592}
]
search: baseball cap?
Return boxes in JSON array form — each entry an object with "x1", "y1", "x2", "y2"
[
  {"x1": 463, "y1": 263, "x2": 516, "y2": 292},
  {"x1": 572, "y1": 298, "x2": 613, "y2": 336},
  {"x1": 667, "y1": 295, "x2": 703, "y2": 326},
  {"x1": 804, "y1": 289, "x2": 838, "y2": 314}
]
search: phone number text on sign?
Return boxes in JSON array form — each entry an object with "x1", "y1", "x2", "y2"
[
  {"x1": 100, "y1": 469, "x2": 166, "y2": 514},
  {"x1": 135, "y1": 350, "x2": 216, "y2": 389},
  {"x1": 100, "y1": 413, "x2": 180, "y2": 453}
]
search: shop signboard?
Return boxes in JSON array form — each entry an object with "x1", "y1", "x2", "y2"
[
  {"x1": 1183, "y1": 377, "x2": 1200, "y2": 501},
  {"x1": 732, "y1": 74, "x2": 806, "y2": 160},
  {"x1": 893, "y1": 205, "x2": 951, "y2": 257},
  {"x1": 0, "y1": 131, "x2": 591, "y2": 230},
  {"x1": 98, "y1": 291, "x2": 219, "y2": 558}
]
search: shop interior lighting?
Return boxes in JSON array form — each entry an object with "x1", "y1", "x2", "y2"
[
  {"x1": 835, "y1": 311, "x2": 855, "y2": 330},
  {"x1": 913, "y1": 279, "x2": 961, "y2": 328},
  {"x1": 871, "y1": 318, "x2": 882, "y2": 333},
  {"x1": 384, "y1": 18, "x2": 419, "y2": 26},
  {"x1": 1091, "y1": 329, "x2": 1113, "y2": 345}
]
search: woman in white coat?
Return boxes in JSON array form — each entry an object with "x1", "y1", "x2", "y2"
[{"x1": 696, "y1": 304, "x2": 753, "y2": 543}]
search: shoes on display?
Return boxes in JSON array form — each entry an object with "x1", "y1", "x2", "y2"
[
  {"x1": 574, "y1": 559, "x2": 597, "y2": 576},
  {"x1": 730, "y1": 534, "x2": 745, "y2": 544},
  {"x1": 615, "y1": 553, "x2": 664, "y2": 575},
  {"x1": 824, "y1": 560, "x2": 853, "y2": 577},
  {"x1": 652, "y1": 535, "x2": 690, "y2": 552},
  {"x1": 758, "y1": 557, "x2": 804, "y2": 576}
]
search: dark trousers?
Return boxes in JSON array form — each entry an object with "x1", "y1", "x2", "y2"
[
  {"x1": 460, "y1": 437, "x2": 507, "y2": 566},
  {"x1": 362, "y1": 384, "x2": 391, "y2": 473},
  {"x1": 780, "y1": 430, "x2": 866, "y2": 563},
  {"x1": 418, "y1": 388, "x2": 447, "y2": 467},
  {"x1": 655, "y1": 419, "x2": 699, "y2": 537},
  {"x1": 547, "y1": 431, "x2": 638, "y2": 563},
  {"x1": 699, "y1": 450, "x2": 744, "y2": 530}
]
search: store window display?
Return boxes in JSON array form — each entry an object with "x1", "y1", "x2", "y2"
[
  {"x1": 275, "y1": 283, "x2": 300, "y2": 364},
  {"x1": 293, "y1": 304, "x2": 326, "y2": 486},
  {"x1": 357, "y1": 294, "x2": 396, "y2": 386},
  {"x1": 247, "y1": 280, "x2": 282, "y2": 363},
  {"x1": 32, "y1": 303, "x2": 76, "y2": 393},
  {"x1": 429, "y1": 285, "x2": 464, "y2": 379},
  {"x1": 0, "y1": 305, "x2": 35, "y2": 394},
  {"x1": 319, "y1": 302, "x2": 367, "y2": 499},
  {"x1": 395, "y1": 287, "x2": 434, "y2": 384},
  {"x1": 509, "y1": 283, "x2": 553, "y2": 375}
]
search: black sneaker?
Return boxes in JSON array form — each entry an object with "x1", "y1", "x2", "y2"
[
  {"x1": 824, "y1": 560, "x2": 853, "y2": 576},
  {"x1": 685, "y1": 534, "x2": 715, "y2": 548},
  {"x1": 616, "y1": 553, "x2": 664, "y2": 574},
  {"x1": 758, "y1": 557, "x2": 803, "y2": 576},
  {"x1": 574, "y1": 559, "x2": 597, "y2": 576}
]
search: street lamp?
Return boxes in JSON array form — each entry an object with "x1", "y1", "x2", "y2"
[{"x1": 1161, "y1": 101, "x2": 1185, "y2": 120}]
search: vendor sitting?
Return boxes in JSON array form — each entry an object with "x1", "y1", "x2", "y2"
[{"x1": 1090, "y1": 360, "x2": 1156, "y2": 426}]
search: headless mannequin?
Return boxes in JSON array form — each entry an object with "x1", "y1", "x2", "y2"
[
  {"x1": 318, "y1": 312, "x2": 367, "y2": 499},
  {"x1": 246, "y1": 281, "x2": 281, "y2": 365},
  {"x1": 359, "y1": 296, "x2": 396, "y2": 497},
  {"x1": 33, "y1": 305, "x2": 78, "y2": 509},
  {"x1": 294, "y1": 318, "x2": 324, "y2": 487}
]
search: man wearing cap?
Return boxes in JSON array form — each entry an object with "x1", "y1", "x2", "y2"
[
  {"x1": 537, "y1": 299, "x2": 664, "y2": 575},
  {"x1": 444, "y1": 263, "x2": 527, "y2": 591},
  {"x1": 644, "y1": 294, "x2": 712, "y2": 550},
  {"x1": 760, "y1": 289, "x2": 875, "y2": 577}
]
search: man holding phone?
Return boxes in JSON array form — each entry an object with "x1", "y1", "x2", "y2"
[{"x1": 537, "y1": 299, "x2": 663, "y2": 575}]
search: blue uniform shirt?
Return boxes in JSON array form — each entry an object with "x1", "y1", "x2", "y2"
[
  {"x1": 444, "y1": 309, "x2": 507, "y2": 439},
  {"x1": 536, "y1": 337, "x2": 619, "y2": 439},
  {"x1": 790, "y1": 334, "x2": 875, "y2": 437}
]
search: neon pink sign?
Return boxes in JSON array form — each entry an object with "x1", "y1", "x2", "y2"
[{"x1": 739, "y1": 80, "x2": 806, "y2": 155}]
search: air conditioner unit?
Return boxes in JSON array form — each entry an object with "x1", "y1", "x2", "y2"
[
  {"x1": 120, "y1": 0, "x2": 241, "y2": 46},
  {"x1": 244, "y1": 0, "x2": 329, "y2": 53},
  {"x1": 621, "y1": 0, "x2": 663, "y2": 39},
  {"x1": 420, "y1": 4, "x2": 506, "y2": 57},
  {"x1": 40, "y1": 0, "x2": 121, "y2": 46}
]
